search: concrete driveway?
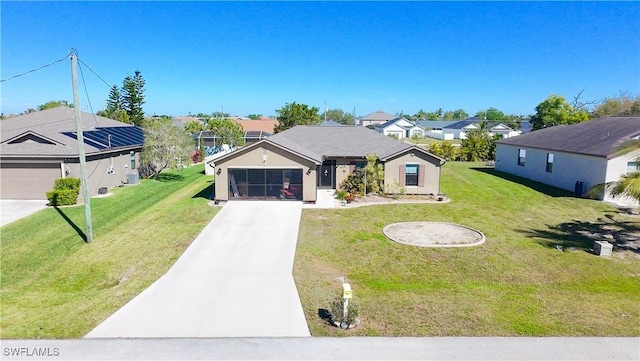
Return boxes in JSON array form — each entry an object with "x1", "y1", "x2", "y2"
[
  {"x1": 1, "y1": 199, "x2": 49, "y2": 227},
  {"x1": 86, "y1": 201, "x2": 310, "y2": 338}
]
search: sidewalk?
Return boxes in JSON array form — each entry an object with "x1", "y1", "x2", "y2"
[{"x1": 2, "y1": 337, "x2": 638, "y2": 360}]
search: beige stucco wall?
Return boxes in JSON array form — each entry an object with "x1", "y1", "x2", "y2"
[
  {"x1": 67, "y1": 150, "x2": 140, "y2": 202},
  {"x1": 384, "y1": 151, "x2": 442, "y2": 195},
  {"x1": 212, "y1": 143, "x2": 318, "y2": 202},
  {"x1": 333, "y1": 158, "x2": 362, "y2": 188}
]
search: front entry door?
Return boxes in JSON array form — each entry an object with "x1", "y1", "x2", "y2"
[{"x1": 317, "y1": 160, "x2": 336, "y2": 189}]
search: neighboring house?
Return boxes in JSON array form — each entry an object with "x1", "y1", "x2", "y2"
[
  {"x1": 194, "y1": 130, "x2": 270, "y2": 154},
  {"x1": 0, "y1": 106, "x2": 143, "y2": 200},
  {"x1": 359, "y1": 110, "x2": 396, "y2": 127},
  {"x1": 489, "y1": 123, "x2": 519, "y2": 139},
  {"x1": 208, "y1": 126, "x2": 445, "y2": 203},
  {"x1": 520, "y1": 119, "x2": 532, "y2": 134},
  {"x1": 375, "y1": 117, "x2": 424, "y2": 139},
  {"x1": 234, "y1": 118, "x2": 279, "y2": 134},
  {"x1": 420, "y1": 120, "x2": 479, "y2": 140},
  {"x1": 416, "y1": 120, "x2": 459, "y2": 140},
  {"x1": 172, "y1": 116, "x2": 206, "y2": 130},
  {"x1": 495, "y1": 117, "x2": 640, "y2": 206},
  {"x1": 442, "y1": 120, "x2": 479, "y2": 140}
]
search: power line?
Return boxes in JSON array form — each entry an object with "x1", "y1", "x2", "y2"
[
  {"x1": 0, "y1": 53, "x2": 71, "y2": 83},
  {"x1": 77, "y1": 60, "x2": 101, "y2": 128},
  {"x1": 78, "y1": 58, "x2": 114, "y2": 89}
]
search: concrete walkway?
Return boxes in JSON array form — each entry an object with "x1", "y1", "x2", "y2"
[
  {"x1": 3, "y1": 337, "x2": 638, "y2": 360},
  {"x1": 86, "y1": 201, "x2": 310, "y2": 338},
  {"x1": 0, "y1": 200, "x2": 48, "y2": 227}
]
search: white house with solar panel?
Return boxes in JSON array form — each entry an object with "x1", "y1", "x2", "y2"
[{"x1": 0, "y1": 106, "x2": 144, "y2": 200}]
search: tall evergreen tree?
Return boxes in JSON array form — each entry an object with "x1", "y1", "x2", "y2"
[
  {"x1": 122, "y1": 70, "x2": 146, "y2": 126},
  {"x1": 105, "y1": 85, "x2": 122, "y2": 114}
]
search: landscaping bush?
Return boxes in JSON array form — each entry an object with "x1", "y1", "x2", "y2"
[
  {"x1": 339, "y1": 169, "x2": 365, "y2": 196},
  {"x1": 329, "y1": 295, "x2": 359, "y2": 329},
  {"x1": 46, "y1": 177, "x2": 80, "y2": 206},
  {"x1": 335, "y1": 190, "x2": 348, "y2": 200},
  {"x1": 46, "y1": 189, "x2": 79, "y2": 206},
  {"x1": 53, "y1": 177, "x2": 80, "y2": 191}
]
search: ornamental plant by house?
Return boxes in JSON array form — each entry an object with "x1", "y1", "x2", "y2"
[{"x1": 46, "y1": 178, "x2": 81, "y2": 206}]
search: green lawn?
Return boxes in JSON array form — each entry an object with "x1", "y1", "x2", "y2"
[
  {"x1": 0, "y1": 164, "x2": 218, "y2": 338},
  {"x1": 293, "y1": 162, "x2": 640, "y2": 336},
  {"x1": 2, "y1": 162, "x2": 639, "y2": 338}
]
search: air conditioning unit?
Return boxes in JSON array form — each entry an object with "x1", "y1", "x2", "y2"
[
  {"x1": 126, "y1": 173, "x2": 139, "y2": 185},
  {"x1": 593, "y1": 241, "x2": 613, "y2": 257}
]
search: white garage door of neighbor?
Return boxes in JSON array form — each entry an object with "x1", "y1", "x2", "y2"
[{"x1": 0, "y1": 163, "x2": 61, "y2": 200}]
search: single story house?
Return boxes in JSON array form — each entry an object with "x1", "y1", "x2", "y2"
[
  {"x1": 234, "y1": 118, "x2": 279, "y2": 134},
  {"x1": 358, "y1": 110, "x2": 396, "y2": 127},
  {"x1": 208, "y1": 126, "x2": 445, "y2": 203},
  {"x1": 0, "y1": 106, "x2": 143, "y2": 200},
  {"x1": 442, "y1": 120, "x2": 479, "y2": 140},
  {"x1": 489, "y1": 123, "x2": 519, "y2": 139},
  {"x1": 495, "y1": 117, "x2": 640, "y2": 206},
  {"x1": 416, "y1": 120, "x2": 459, "y2": 140},
  {"x1": 418, "y1": 120, "x2": 479, "y2": 140},
  {"x1": 375, "y1": 117, "x2": 424, "y2": 139}
]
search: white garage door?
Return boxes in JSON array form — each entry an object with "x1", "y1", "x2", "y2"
[{"x1": 0, "y1": 163, "x2": 61, "y2": 200}]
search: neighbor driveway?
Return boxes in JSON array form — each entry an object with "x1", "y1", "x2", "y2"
[
  {"x1": 1, "y1": 200, "x2": 49, "y2": 227},
  {"x1": 86, "y1": 201, "x2": 310, "y2": 338}
]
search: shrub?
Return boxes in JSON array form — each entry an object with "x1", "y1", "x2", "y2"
[
  {"x1": 191, "y1": 149, "x2": 202, "y2": 163},
  {"x1": 335, "y1": 190, "x2": 348, "y2": 200},
  {"x1": 46, "y1": 189, "x2": 79, "y2": 206},
  {"x1": 329, "y1": 296, "x2": 359, "y2": 329},
  {"x1": 339, "y1": 169, "x2": 365, "y2": 196},
  {"x1": 344, "y1": 193, "x2": 357, "y2": 203},
  {"x1": 53, "y1": 177, "x2": 80, "y2": 191},
  {"x1": 47, "y1": 177, "x2": 80, "y2": 206}
]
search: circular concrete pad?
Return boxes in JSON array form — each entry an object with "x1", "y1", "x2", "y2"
[{"x1": 383, "y1": 222, "x2": 485, "y2": 248}]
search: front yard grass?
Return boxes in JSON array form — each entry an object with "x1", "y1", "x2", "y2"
[
  {"x1": 0, "y1": 164, "x2": 218, "y2": 338},
  {"x1": 294, "y1": 162, "x2": 640, "y2": 336}
]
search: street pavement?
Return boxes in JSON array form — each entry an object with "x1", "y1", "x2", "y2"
[
  {"x1": 85, "y1": 201, "x2": 310, "y2": 338},
  {"x1": 2, "y1": 337, "x2": 638, "y2": 360}
]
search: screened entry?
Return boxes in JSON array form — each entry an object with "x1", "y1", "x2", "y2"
[{"x1": 228, "y1": 169, "x2": 303, "y2": 200}]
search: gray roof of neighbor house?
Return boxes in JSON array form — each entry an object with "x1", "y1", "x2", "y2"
[
  {"x1": 359, "y1": 110, "x2": 396, "y2": 122},
  {"x1": 415, "y1": 120, "x2": 459, "y2": 129},
  {"x1": 376, "y1": 117, "x2": 421, "y2": 130},
  {"x1": 1, "y1": 106, "x2": 143, "y2": 158},
  {"x1": 266, "y1": 126, "x2": 439, "y2": 163},
  {"x1": 496, "y1": 117, "x2": 640, "y2": 158},
  {"x1": 444, "y1": 120, "x2": 479, "y2": 130}
]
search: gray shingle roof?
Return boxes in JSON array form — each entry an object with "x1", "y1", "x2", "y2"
[
  {"x1": 266, "y1": 126, "x2": 413, "y2": 162},
  {"x1": 376, "y1": 117, "x2": 419, "y2": 130},
  {"x1": 359, "y1": 110, "x2": 396, "y2": 122},
  {"x1": 444, "y1": 120, "x2": 478, "y2": 130},
  {"x1": 416, "y1": 120, "x2": 459, "y2": 129},
  {"x1": 1, "y1": 106, "x2": 142, "y2": 158},
  {"x1": 496, "y1": 117, "x2": 640, "y2": 158}
]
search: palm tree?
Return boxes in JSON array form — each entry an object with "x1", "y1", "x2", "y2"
[
  {"x1": 588, "y1": 172, "x2": 640, "y2": 204},
  {"x1": 587, "y1": 140, "x2": 640, "y2": 204}
]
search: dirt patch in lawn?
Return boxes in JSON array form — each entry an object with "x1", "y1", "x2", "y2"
[{"x1": 383, "y1": 221, "x2": 485, "y2": 248}]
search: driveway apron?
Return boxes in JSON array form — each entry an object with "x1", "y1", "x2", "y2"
[{"x1": 86, "y1": 201, "x2": 310, "y2": 338}]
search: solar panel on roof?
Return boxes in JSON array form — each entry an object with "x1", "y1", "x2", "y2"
[{"x1": 62, "y1": 126, "x2": 143, "y2": 150}]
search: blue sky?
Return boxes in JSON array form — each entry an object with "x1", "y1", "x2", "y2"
[{"x1": 2, "y1": 1, "x2": 639, "y2": 118}]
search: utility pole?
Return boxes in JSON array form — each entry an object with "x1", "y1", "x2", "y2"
[
  {"x1": 71, "y1": 49, "x2": 93, "y2": 243},
  {"x1": 324, "y1": 101, "x2": 327, "y2": 125}
]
